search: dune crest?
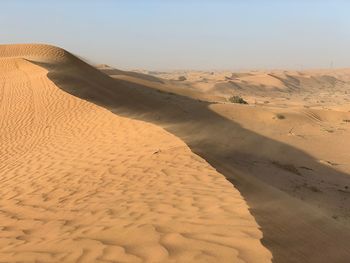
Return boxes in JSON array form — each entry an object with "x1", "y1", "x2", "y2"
[
  {"x1": 0, "y1": 44, "x2": 271, "y2": 262},
  {"x1": 0, "y1": 43, "x2": 71, "y2": 62}
]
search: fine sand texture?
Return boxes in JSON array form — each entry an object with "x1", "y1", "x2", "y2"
[
  {"x1": 2, "y1": 43, "x2": 350, "y2": 263},
  {"x1": 0, "y1": 44, "x2": 272, "y2": 262},
  {"x1": 97, "y1": 67, "x2": 350, "y2": 262}
]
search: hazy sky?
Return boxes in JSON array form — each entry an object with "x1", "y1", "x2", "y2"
[{"x1": 1, "y1": 0, "x2": 350, "y2": 70}]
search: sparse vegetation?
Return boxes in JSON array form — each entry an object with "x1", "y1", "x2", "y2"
[
  {"x1": 276, "y1": 113, "x2": 286, "y2": 120},
  {"x1": 228, "y1": 95, "x2": 248, "y2": 104}
]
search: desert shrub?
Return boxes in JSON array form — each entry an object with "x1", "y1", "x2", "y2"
[
  {"x1": 228, "y1": 95, "x2": 248, "y2": 104},
  {"x1": 276, "y1": 113, "x2": 286, "y2": 120},
  {"x1": 178, "y1": 76, "x2": 187, "y2": 81}
]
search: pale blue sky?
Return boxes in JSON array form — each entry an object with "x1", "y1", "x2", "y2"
[{"x1": 1, "y1": 0, "x2": 350, "y2": 70}]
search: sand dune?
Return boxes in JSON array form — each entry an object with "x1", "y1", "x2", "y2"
[
  {"x1": 0, "y1": 44, "x2": 271, "y2": 262},
  {"x1": 148, "y1": 69, "x2": 350, "y2": 108},
  {"x1": 95, "y1": 66, "x2": 350, "y2": 262},
  {"x1": 2, "y1": 43, "x2": 350, "y2": 263}
]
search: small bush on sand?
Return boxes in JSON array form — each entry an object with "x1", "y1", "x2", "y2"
[
  {"x1": 276, "y1": 114, "x2": 286, "y2": 120},
  {"x1": 229, "y1": 95, "x2": 248, "y2": 104}
]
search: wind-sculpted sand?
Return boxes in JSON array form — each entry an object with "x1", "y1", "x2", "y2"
[
  {"x1": 0, "y1": 45, "x2": 271, "y2": 262},
  {"x1": 99, "y1": 65, "x2": 350, "y2": 262}
]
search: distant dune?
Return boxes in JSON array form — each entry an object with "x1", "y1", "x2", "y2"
[{"x1": 0, "y1": 44, "x2": 271, "y2": 262}]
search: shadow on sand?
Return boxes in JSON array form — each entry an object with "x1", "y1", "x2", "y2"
[{"x1": 34, "y1": 59, "x2": 350, "y2": 263}]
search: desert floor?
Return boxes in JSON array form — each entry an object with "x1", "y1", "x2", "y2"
[{"x1": 1, "y1": 44, "x2": 350, "y2": 262}]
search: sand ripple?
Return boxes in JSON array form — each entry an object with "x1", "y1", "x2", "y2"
[{"x1": 0, "y1": 46, "x2": 271, "y2": 262}]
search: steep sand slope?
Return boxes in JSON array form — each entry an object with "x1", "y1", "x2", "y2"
[
  {"x1": 95, "y1": 68, "x2": 350, "y2": 262},
  {"x1": 0, "y1": 45, "x2": 271, "y2": 262},
  {"x1": 103, "y1": 67, "x2": 350, "y2": 226},
  {"x1": 4, "y1": 44, "x2": 350, "y2": 262}
]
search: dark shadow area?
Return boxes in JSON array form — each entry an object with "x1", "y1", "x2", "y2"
[
  {"x1": 33, "y1": 59, "x2": 350, "y2": 263},
  {"x1": 98, "y1": 67, "x2": 165, "y2": 84}
]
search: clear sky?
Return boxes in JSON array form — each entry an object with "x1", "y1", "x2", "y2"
[{"x1": 1, "y1": 0, "x2": 350, "y2": 70}]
